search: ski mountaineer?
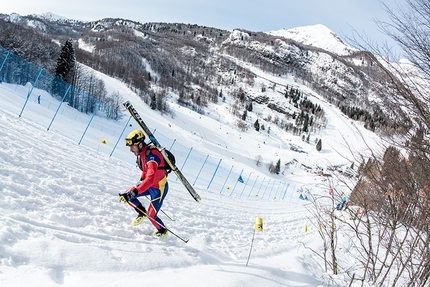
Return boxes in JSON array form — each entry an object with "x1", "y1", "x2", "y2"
[{"x1": 118, "y1": 130, "x2": 169, "y2": 237}]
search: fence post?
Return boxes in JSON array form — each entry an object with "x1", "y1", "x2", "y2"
[
  {"x1": 248, "y1": 175, "x2": 259, "y2": 198},
  {"x1": 0, "y1": 51, "x2": 10, "y2": 72},
  {"x1": 47, "y1": 84, "x2": 71, "y2": 131},
  {"x1": 240, "y1": 172, "x2": 252, "y2": 197},
  {"x1": 220, "y1": 165, "x2": 234, "y2": 194},
  {"x1": 180, "y1": 147, "x2": 192, "y2": 170},
  {"x1": 230, "y1": 169, "x2": 243, "y2": 196},
  {"x1": 19, "y1": 68, "x2": 43, "y2": 118},
  {"x1": 193, "y1": 155, "x2": 209, "y2": 186},
  {"x1": 207, "y1": 158, "x2": 222, "y2": 190},
  {"x1": 110, "y1": 116, "x2": 132, "y2": 157},
  {"x1": 268, "y1": 180, "x2": 276, "y2": 199},
  {"x1": 289, "y1": 184, "x2": 295, "y2": 202},
  {"x1": 78, "y1": 100, "x2": 102, "y2": 145},
  {"x1": 270, "y1": 180, "x2": 283, "y2": 200},
  {"x1": 261, "y1": 179, "x2": 272, "y2": 200},
  {"x1": 176, "y1": 147, "x2": 193, "y2": 182},
  {"x1": 255, "y1": 177, "x2": 266, "y2": 198},
  {"x1": 282, "y1": 183, "x2": 290, "y2": 200},
  {"x1": 169, "y1": 139, "x2": 176, "y2": 150}
]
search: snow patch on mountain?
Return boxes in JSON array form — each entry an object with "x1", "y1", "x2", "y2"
[
  {"x1": 267, "y1": 24, "x2": 358, "y2": 56},
  {"x1": 77, "y1": 39, "x2": 95, "y2": 53}
]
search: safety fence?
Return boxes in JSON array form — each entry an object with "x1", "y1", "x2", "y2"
[{"x1": 0, "y1": 45, "x2": 311, "y2": 201}]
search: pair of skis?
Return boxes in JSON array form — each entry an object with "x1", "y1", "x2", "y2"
[{"x1": 123, "y1": 101, "x2": 201, "y2": 203}]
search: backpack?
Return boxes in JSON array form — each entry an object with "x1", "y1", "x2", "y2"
[{"x1": 147, "y1": 145, "x2": 176, "y2": 175}]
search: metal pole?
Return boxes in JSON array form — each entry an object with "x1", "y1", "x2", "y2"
[
  {"x1": 255, "y1": 177, "x2": 266, "y2": 198},
  {"x1": 261, "y1": 179, "x2": 272, "y2": 200},
  {"x1": 168, "y1": 139, "x2": 176, "y2": 150},
  {"x1": 231, "y1": 170, "x2": 243, "y2": 196},
  {"x1": 247, "y1": 175, "x2": 259, "y2": 198},
  {"x1": 240, "y1": 173, "x2": 252, "y2": 197},
  {"x1": 19, "y1": 68, "x2": 43, "y2": 118},
  {"x1": 78, "y1": 100, "x2": 101, "y2": 145},
  {"x1": 282, "y1": 183, "x2": 290, "y2": 200},
  {"x1": 207, "y1": 158, "x2": 222, "y2": 190},
  {"x1": 0, "y1": 51, "x2": 10, "y2": 72},
  {"x1": 193, "y1": 155, "x2": 209, "y2": 185},
  {"x1": 110, "y1": 116, "x2": 132, "y2": 157},
  {"x1": 246, "y1": 230, "x2": 256, "y2": 266},
  {"x1": 47, "y1": 84, "x2": 71, "y2": 131},
  {"x1": 220, "y1": 165, "x2": 234, "y2": 194},
  {"x1": 176, "y1": 147, "x2": 193, "y2": 182}
]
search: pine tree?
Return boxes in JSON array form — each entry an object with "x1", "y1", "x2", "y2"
[
  {"x1": 55, "y1": 39, "x2": 75, "y2": 83},
  {"x1": 303, "y1": 113, "x2": 309, "y2": 132},
  {"x1": 254, "y1": 119, "x2": 260, "y2": 131},
  {"x1": 275, "y1": 159, "x2": 281, "y2": 174},
  {"x1": 246, "y1": 101, "x2": 253, "y2": 112},
  {"x1": 150, "y1": 94, "x2": 156, "y2": 110},
  {"x1": 316, "y1": 139, "x2": 322, "y2": 151}
]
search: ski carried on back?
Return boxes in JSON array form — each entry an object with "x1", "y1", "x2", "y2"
[{"x1": 123, "y1": 101, "x2": 201, "y2": 202}]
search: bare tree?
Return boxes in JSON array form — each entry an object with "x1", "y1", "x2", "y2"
[{"x1": 336, "y1": 1, "x2": 430, "y2": 286}]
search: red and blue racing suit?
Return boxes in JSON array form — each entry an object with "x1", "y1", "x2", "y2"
[{"x1": 130, "y1": 145, "x2": 168, "y2": 230}]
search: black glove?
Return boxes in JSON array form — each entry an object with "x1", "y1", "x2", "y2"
[{"x1": 118, "y1": 186, "x2": 138, "y2": 204}]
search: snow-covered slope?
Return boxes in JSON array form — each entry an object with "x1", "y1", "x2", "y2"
[
  {"x1": 0, "y1": 58, "x2": 386, "y2": 286},
  {"x1": 0, "y1": 85, "x2": 327, "y2": 286},
  {"x1": 267, "y1": 24, "x2": 358, "y2": 55}
]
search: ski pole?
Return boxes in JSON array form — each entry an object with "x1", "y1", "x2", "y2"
[
  {"x1": 126, "y1": 200, "x2": 189, "y2": 243},
  {"x1": 135, "y1": 181, "x2": 175, "y2": 221},
  {"x1": 143, "y1": 195, "x2": 175, "y2": 221}
]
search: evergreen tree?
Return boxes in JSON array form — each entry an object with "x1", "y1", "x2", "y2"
[
  {"x1": 275, "y1": 159, "x2": 281, "y2": 174},
  {"x1": 254, "y1": 119, "x2": 260, "y2": 131},
  {"x1": 55, "y1": 39, "x2": 75, "y2": 83},
  {"x1": 150, "y1": 94, "x2": 156, "y2": 110},
  {"x1": 246, "y1": 101, "x2": 253, "y2": 112},
  {"x1": 316, "y1": 139, "x2": 322, "y2": 151},
  {"x1": 303, "y1": 113, "x2": 309, "y2": 132}
]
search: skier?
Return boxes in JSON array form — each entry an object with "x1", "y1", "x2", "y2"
[{"x1": 118, "y1": 129, "x2": 169, "y2": 237}]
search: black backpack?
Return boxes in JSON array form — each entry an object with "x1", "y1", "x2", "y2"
[{"x1": 147, "y1": 145, "x2": 176, "y2": 175}]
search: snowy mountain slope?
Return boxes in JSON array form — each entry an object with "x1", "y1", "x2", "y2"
[
  {"x1": 0, "y1": 12, "x2": 400, "y2": 123},
  {"x1": 0, "y1": 91, "x2": 323, "y2": 287},
  {"x1": 0, "y1": 60, "x2": 380, "y2": 286},
  {"x1": 0, "y1": 13, "x2": 394, "y2": 285},
  {"x1": 267, "y1": 24, "x2": 358, "y2": 56}
]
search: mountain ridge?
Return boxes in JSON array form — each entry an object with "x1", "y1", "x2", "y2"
[{"x1": 0, "y1": 12, "x2": 410, "y2": 139}]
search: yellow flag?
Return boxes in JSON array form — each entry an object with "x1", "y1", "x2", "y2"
[{"x1": 100, "y1": 138, "x2": 108, "y2": 146}]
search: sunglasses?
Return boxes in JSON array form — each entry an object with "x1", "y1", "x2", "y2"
[{"x1": 125, "y1": 136, "x2": 141, "y2": 146}]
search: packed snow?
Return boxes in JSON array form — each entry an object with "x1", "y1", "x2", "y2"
[{"x1": 0, "y1": 63, "x2": 382, "y2": 286}]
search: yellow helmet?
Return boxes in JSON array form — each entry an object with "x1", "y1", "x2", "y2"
[{"x1": 125, "y1": 130, "x2": 145, "y2": 146}]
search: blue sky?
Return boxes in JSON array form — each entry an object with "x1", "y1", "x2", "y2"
[{"x1": 2, "y1": 0, "x2": 405, "y2": 50}]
